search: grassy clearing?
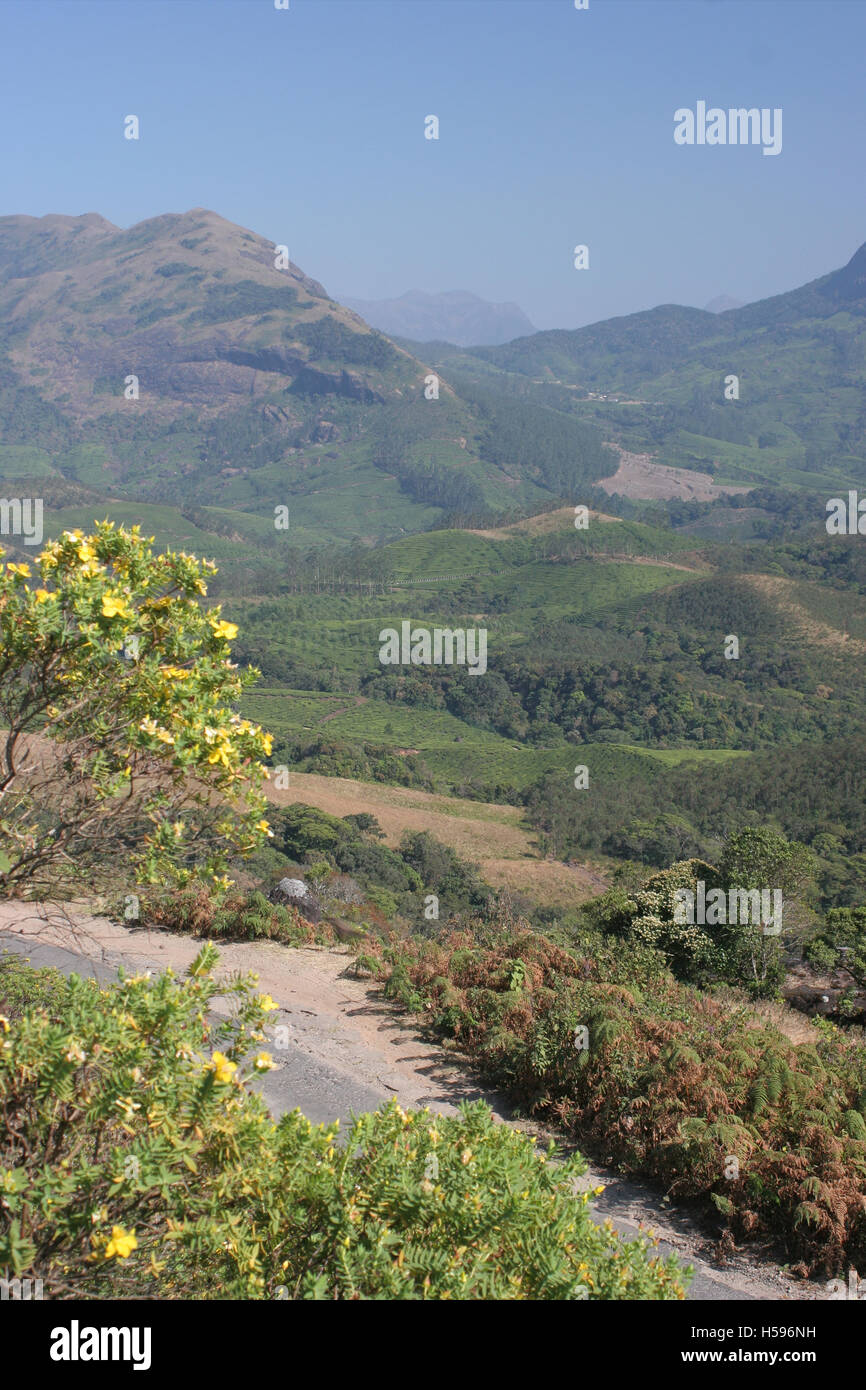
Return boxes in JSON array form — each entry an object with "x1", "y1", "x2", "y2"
[
  {"x1": 264, "y1": 770, "x2": 607, "y2": 907},
  {"x1": 0, "y1": 445, "x2": 60, "y2": 477}
]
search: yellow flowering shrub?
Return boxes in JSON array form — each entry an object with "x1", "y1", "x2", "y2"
[
  {"x1": 0, "y1": 523, "x2": 274, "y2": 897},
  {"x1": 0, "y1": 951, "x2": 688, "y2": 1301}
]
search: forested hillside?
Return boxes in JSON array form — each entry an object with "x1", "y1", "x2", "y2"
[{"x1": 415, "y1": 240, "x2": 866, "y2": 500}]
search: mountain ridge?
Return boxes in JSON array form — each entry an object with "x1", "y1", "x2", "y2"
[
  {"x1": 3, "y1": 211, "x2": 866, "y2": 544},
  {"x1": 0, "y1": 207, "x2": 608, "y2": 543},
  {"x1": 340, "y1": 287, "x2": 535, "y2": 347}
]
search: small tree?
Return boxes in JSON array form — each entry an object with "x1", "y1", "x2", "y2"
[
  {"x1": 586, "y1": 860, "x2": 723, "y2": 984},
  {"x1": 718, "y1": 828, "x2": 816, "y2": 994},
  {"x1": 719, "y1": 828, "x2": 816, "y2": 900},
  {"x1": 806, "y1": 906, "x2": 866, "y2": 991},
  {"x1": 0, "y1": 524, "x2": 274, "y2": 899},
  {"x1": 343, "y1": 812, "x2": 385, "y2": 839}
]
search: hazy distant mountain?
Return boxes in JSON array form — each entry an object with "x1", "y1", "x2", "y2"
[
  {"x1": 703, "y1": 294, "x2": 745, "y2": 313},
  {"x1": 341, "y1": 289, "x2": 535, "y2": 347},
  {"x1": 470, "y1": 241, "x2": 866, "y2": 390}
]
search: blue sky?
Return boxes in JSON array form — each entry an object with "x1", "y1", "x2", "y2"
[{"x1": 0, "y1": 0, "x2": 864, "y2": 330}]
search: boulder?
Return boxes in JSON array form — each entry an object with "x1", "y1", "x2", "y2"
[{"x1": 269, "y1": 877, "x2": 322, "y2": 922}]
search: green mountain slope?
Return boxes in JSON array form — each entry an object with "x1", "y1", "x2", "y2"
[
  {"x1": 0, "y1": 209, "x2": 609, "y2": 543},
  {"x1": 431, "y1": 241, "x2": 866, "y2": 493}
]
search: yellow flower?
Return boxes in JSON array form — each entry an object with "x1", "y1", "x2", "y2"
[
  {"x1": 77, "y1": 543, "x2": 96, "y2": 563},
  {"x1": 209, "y1": 618, "x2": 239, "y2": 641},
  {"x1": 6, "y1": 562, "x2": 30, "y2": 577},
  {"x1": 0, "y1": 1016, "x2": 9, "y2": 1033},
  {"x1": 104, "y1": 1226, "x2": 138, "y2": 1260},
  {"x1": 258, "y1": 994, "x2": 279, "y2": 1012},
  {"x1": 101, "y1": 593, "x2": 132, "y2": 620},
  {"x1": 209, "y1": 1052, "x2": 237, "y2": 1084},
  {"x1": 160, "y1": 665, "x2": 191, "y2": 680},
  {"x1": 139, "y1": 717, "x2": 174, "y2": 746},
  {"x1": 256, "y1": 819, "x2": 274, "y2": 838},
  {"x1": 254, "y1": 1052, "x2": 276, "y2": 1071},
  {"x1": 33, "y1": 589, "x2": 52, "y2": 603}
]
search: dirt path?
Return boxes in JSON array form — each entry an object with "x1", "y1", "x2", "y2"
[
  {"x1": 0, "y1": 901, "x2": 824, "y2": 1302},
  {"x1": 0, "y1": 901, "x2": 517, "y2": 1121},
  {"x1": 593, "y1": 553, "x2": 709, "y2": 574},
  {"x1": 319, "y1": 695, "x2": 368, "y2": 724}
]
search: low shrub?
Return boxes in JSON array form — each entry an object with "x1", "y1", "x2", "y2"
[
  {"x1": 0, "y1": 953, "x2": 686, "y2": 1300},
  {"x1": 211, "y1": 891, "x2": 334, "y2": 946},
  {"x1": 142, "y1": 888, "x2": 333, "y2": 946},
  {"x1": 0, "y1": 955, "x2": 67, "y2": 1020},
  {"x1": 143, "y1": 884, "x2": 217, "y2": 934},
  {"x1": 362, "y1": 915, "x2": 866, "y2": 1277}
]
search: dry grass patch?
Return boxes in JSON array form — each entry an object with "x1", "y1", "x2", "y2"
[
  {"x1": 743, "y1": 574, "x2": 866, "y2": 655},
  {"x1": 265, "y1": 771, "x2": 605, "y2": 907}
]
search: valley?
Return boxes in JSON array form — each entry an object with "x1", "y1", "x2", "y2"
[
  {"x1": 6, "y1": 0, "x2": 866, "y2": 1324},
  {"x1": 5, "y1": 210, "x2": 866, "y2": 914},
  {"x1": 4, "y1": 207, "x2": 866, "y2": 1306}
]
